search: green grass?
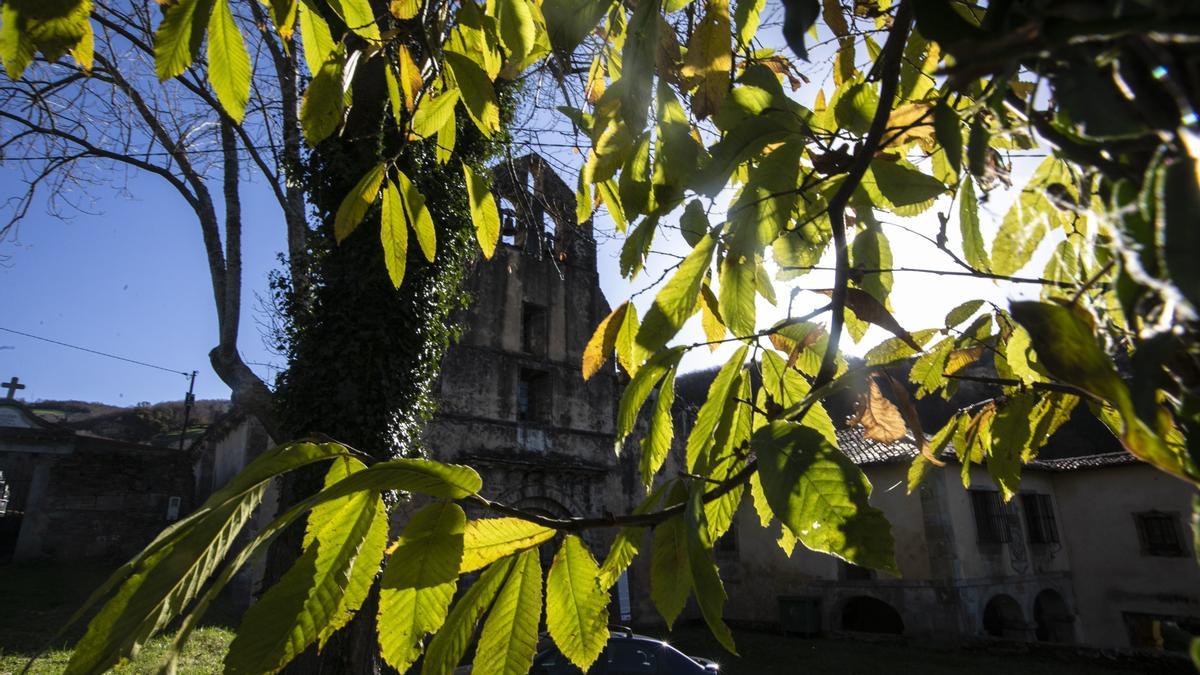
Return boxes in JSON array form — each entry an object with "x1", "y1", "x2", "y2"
[
  {"x1": 0, "y1": 626, "x2": 234, "y2": 675},
  {"x1": 0, "y1": 563, "x2": 234, "y2": 675}
]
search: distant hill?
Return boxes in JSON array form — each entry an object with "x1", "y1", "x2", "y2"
[{"x1": 29, "y1": 399, "x2": 231, "y2": 448}]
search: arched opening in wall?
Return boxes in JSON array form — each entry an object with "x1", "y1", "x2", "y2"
[
  {"x1": 983, "y1": 594, "x2": 1026, "y2": 639},
  {"x1": 839, "y1": 596, "x2": 905, "y2": 635},
  {"x1": 1034, "y1": 589, "x2": 1074, "y2": 643}
]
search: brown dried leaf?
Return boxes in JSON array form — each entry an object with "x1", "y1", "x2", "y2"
[
  {"x1": 849, "y1": 376, "x2": 908, "y2": 443},
  {"x1": 882, "y1": 372, "x2": 944, "y2": 466}
]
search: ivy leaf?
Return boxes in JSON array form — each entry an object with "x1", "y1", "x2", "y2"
[
  {"x1": 461, "y1": 518, "x2": 556, "y2": 573},
  {"x1": 334, "y1": 162, "x2": 386, "y2": 243},
  {"x1": 637, "y1": 233, "x2": 716, "y2": 355},
  {"x1": 380, "y1": 178, "x2": 408, "y2": 288},
  {"x1": 444, "y1": 51, "x2": 499, "y2": 137},
  {"x1": 421, "y1": 556, "x2": 515, "y2": 675},
  {"x1": 780, "y1": 0, "x2": 819, "y2": 60},
  {"x1": 464, "y1": 163, "x2": 501, "y2": 259},
  {"x1": 412, "y1": 88, "x2": 461, "y2": 138},
  {"x1": 473, "y1": 549, "x2": 543, "y2": 675},
  {"x1": 582, "y1": 301, "x2": 629, "y2": 381},
  {"x1": 378, "y1": 502, "x2": 466, "y2": 673},
  {"x1": 546, "y1": 536, "x2": 610, "y2": 671},
  {"x1": 207, "y1": 0, "x2": 250, "y2": 123},
  {"x1": 753, "y1": 421, "x2": 898, "y2": 573},
  {"x1": 154, "y1": 0, "x2": 213, "y2": 82}
]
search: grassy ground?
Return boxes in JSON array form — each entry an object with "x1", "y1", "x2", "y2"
[{"x1": 0, "y1": 563, "x2": 234, "y2": 675}]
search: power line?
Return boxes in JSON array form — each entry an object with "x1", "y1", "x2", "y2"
[{"x1": 0, "y1": 325, "x2": 192, "y2": 377}]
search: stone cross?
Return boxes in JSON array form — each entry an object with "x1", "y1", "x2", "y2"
[{"x1": 2, "y1": 377, "x2": 25, "y2": 399}]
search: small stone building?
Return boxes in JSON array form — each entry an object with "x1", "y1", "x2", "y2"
[{"x1": 0, "y1": 398, "x2": 194, "y2": 562}]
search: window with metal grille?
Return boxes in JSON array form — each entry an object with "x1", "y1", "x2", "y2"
[
  {"x1": 1135, "y1": 511, "x2": 1183, "y2": 557},
  {"x1": 970, "y1": 490, "x2": 1012, "y2": 543},
  {"x1": 1021, "y1": 493, "x2": 1060, "y2": 544}
]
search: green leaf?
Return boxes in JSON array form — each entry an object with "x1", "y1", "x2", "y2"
[
  {"x1": 640, "y1": 364, "x2": 678, "y2": 488},
  {"x1": 473, "y1": 549, "x2": 543, "y2": 675},
  {"x1": 542, "y1": 0, "x2": 612, "y2": 54},
  {"x1": 597, "y1": 486, "x2": 668, "y2": 591},
  {"x1": 985, "y1": 394, "x2": 1038, "y2": 501},
  {"x1": 760, "y1": 351, "x2": 837, "y2": 445},
  {"x1": 863, "y1": 328, "x2": 938, "y2": 366},
  {"x1": 860, "y1": 160, "x2": 947, "y2": 215},
  {"x1": 619, "y1": 214, "x2": 656, "y2": 279},
  {"x1": 957, "y1": 177, "x2": 989, "y2": 271},
  {"x1": 718, "y1": 247, "x2": 756, "y2": 340},
  {"x1": 334, "y1": 163, "x2": 386, "y2": 243},
  {"x1": 780, "y1": 0, "x2": 819, "y2": 60},
  {"x1": 733, "y1": 0, "x2": 765, "y2": 47},
  {"x1": 615, "y1": 301, "x2": 642, "y2": 376},
  {"x1": 907, "y1": 415, "x2": 960, "y2": 494},
  {"x1": 496, "y1": 0, "x2": 537, "y2": 62},
  {"x1": 616, "y1": 347, "x2": 684, "y2": 442},
  {"x1": 226, "y1": 458, "x2": 388, "y2": 674},
  {"x1": 300, "y1": 46, "x2": 345, "y2": 144},
  {"x1": 0, "y1": 4, "x2": 36, "y2": 79},
  {"x1": 394, "y1": 169, "x2": 436, "y2": 262},
  {"x1": 945, "y1": 299, "x2": 984, "y2": 328},
  {"x1": 618, "y1": 0, "x2": 659, "y2": 130},
  {"x1": 1159, "y1": 156, "x2": 1200, "y2": 312},
  {"x1": 753, "y1": 421, "x2": 898, "y2": 573},
  {"x1": 464, "y1": 163, "x2": 501, "y2": 259},
  {"x1": 693, "y1": 111, "x2": 798, "y2": 196},
  {"x1": 637, "y1": 233, "x2": 716, "y2": 354},
  {"x1": 297, "y1": 0, "x2": 334, "y2": 75},
  {"x1": 850, "y1": 221, "x2": 893, "y2": 307},
  {"x1": 380, "y1": 178, "x2": 408, "y2": 288},
  {"x1": 412, "y1": 88, "x2": 461, "y2": 138},
  {"x1": 461, "y1": 518, "x2": 557, "y2": 573},
  {"x1": 333, "y1": 0, "x2": 380, "y2": 41},
  {"x1": 933, "y1": 99, "x2": 962, "y2": 174},
  {"x1": 685, "y1": 346, "x2": 749, "y2": 472},
  {"x1": 685, "y1": 487, "x2": 737, "y2": 654},
  {"x1": 154, "y1": 0, "x2": 213, "y2": 81},
  {"x1": 832, "y1": 79, "x2": 878, "y2": 135},
  {"x1": 992, "y1": 157, "x2": 1071, "y2": 275},
  {"x1": 378, "y1": 502, "x2": 466, "y2": 673},
  {"x1": 206, "y1": 0, "x2": 251, "y2": 122},
  {"x1": 444, "y1": 51, "x2": 499, "y2": 137},
  {"x1": 421, "y1": 556, "x2": 515, "y2": 675},
  {"x1": 650, "y1": 507, "x2": 691, "y2": 625},
  {"x1": 546, "y1": 535, "x2": 609, "y2": 670}
]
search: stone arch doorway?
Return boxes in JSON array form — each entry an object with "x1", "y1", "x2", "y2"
[
  {"x1": 983, "y1": 594, "x2": 1027, "y2": 639},
  {"x1": 1034, "y1": 589, "x2": 1074, "y2": 642},
  {"x1": 839, "y1": 596, "x2": 905, "y2": 635}
]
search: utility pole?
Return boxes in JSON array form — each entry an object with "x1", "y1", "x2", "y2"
[{"x1": 179, "y1": 370, "x2": 197, "y2": 451}]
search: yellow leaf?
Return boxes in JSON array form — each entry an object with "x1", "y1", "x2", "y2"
[
  {"x1": 582, "y1": 302, "x2": 629, "y2": 381},
  {"x1": 397, "y1": 44, "x2": 422, "y2": 111},
  {"x1": 390, "y1": 0, "x2": 421, "y2": 20},
  {"x1": 380, "y1": 178, "x2": 407, "y2": 288},
  {"x1": 460, "y1": 518, "x2": 556, "y2": 573},
  {"x1": 680, "y1": 0, "x2": 731, "y2": 120}
]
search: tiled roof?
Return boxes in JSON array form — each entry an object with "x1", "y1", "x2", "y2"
[
  {"x1": 835, "y1": 427, "x2": 920, "y2": 465},
  {"x1": 833, "y1": 426, "x2": 1137, "y2": 472},
  {"x1": 1027, "y1": 452, "x2": 1138, "y2": 471}
]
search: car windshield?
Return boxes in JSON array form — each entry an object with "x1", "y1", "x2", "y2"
[{"x1": 530, "y1": 637, "x2": 705, "y2": 674}]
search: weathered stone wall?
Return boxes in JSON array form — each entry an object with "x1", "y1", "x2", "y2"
[{"x1": 14, "y1": 441, "x2": 194, "y2": 561}]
